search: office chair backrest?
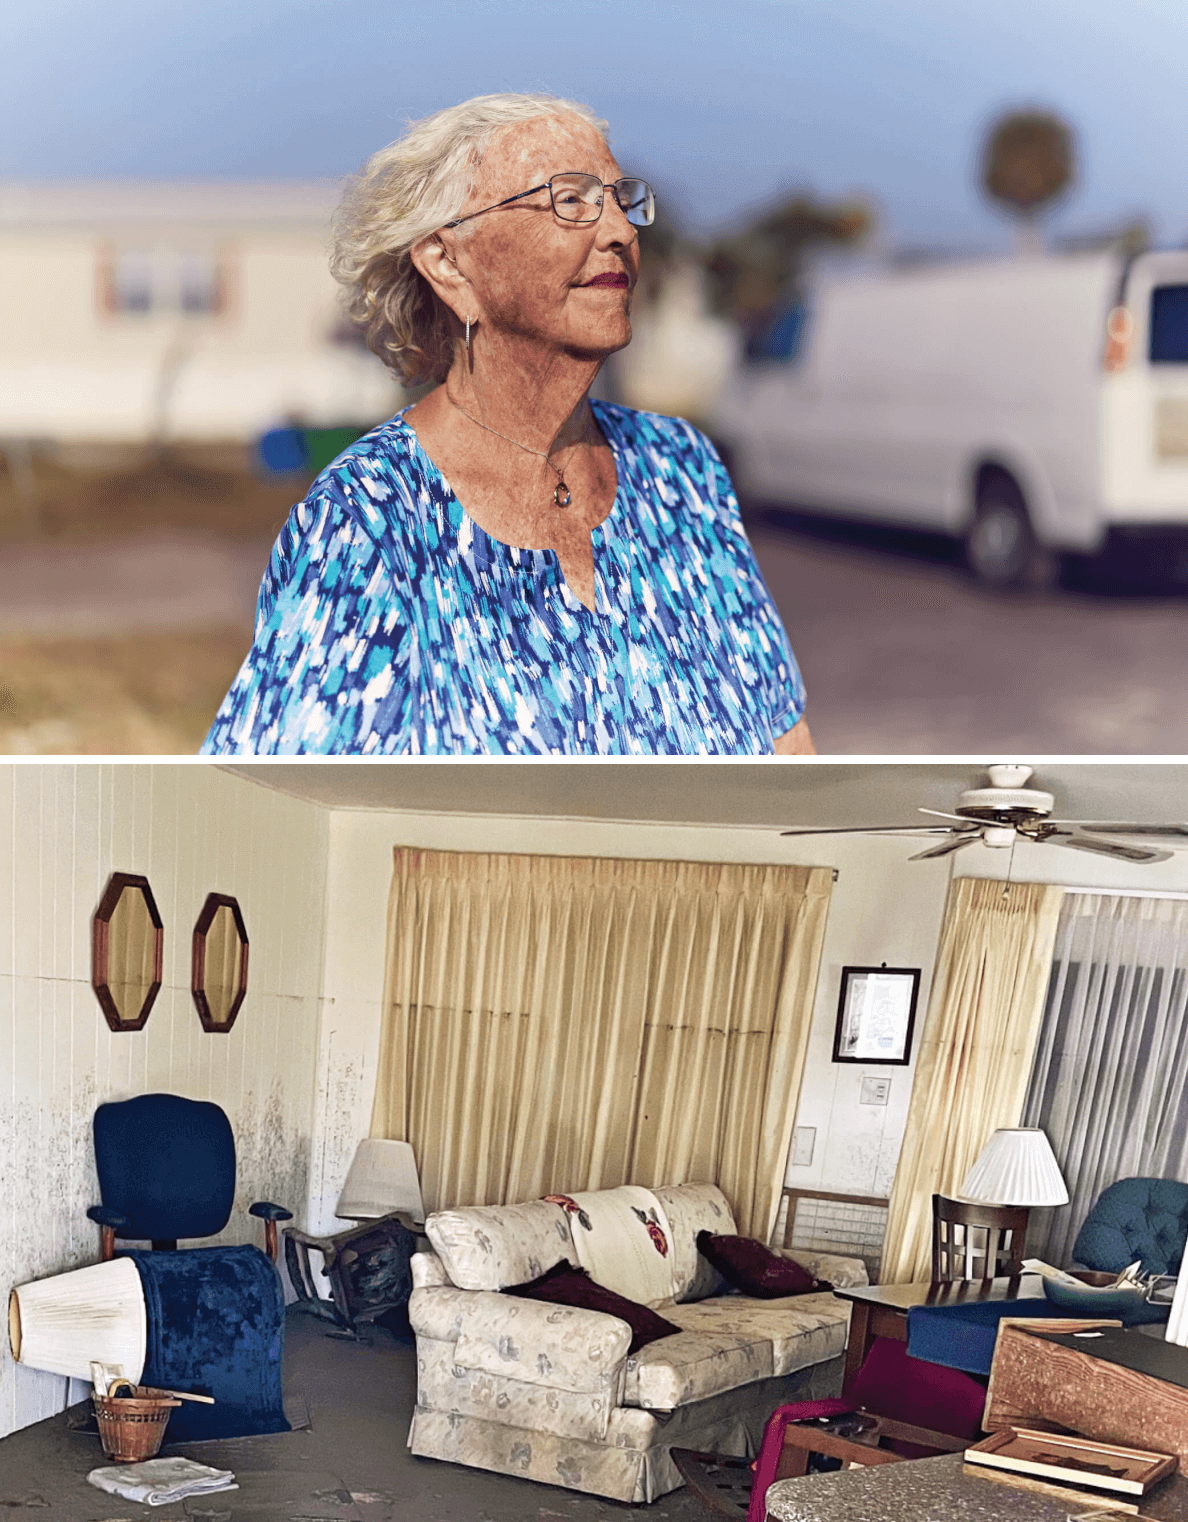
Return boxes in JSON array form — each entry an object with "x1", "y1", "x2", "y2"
[{"x1": 94, "y1": 1093, "x2": 236, "y2": 1243}]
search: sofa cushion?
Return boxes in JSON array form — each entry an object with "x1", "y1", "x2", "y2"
[
  {"x1": 651, "y1": 1183, "x2": 736, "y2": 1302},
  {"x1": 625, "y1": 1328, "x2": 774, "y2": 1410},
  {"x1": 504, "y1": 1262, "x2": 680, "y2": 1355},
  {"x1": 555, "y1": 1186, "x2": 675, "y2": 1308},
  {"x1": 665, "y1": 1292, "x2": 850, "y2": 1377},
  {"x1": 426, "y1": 1199, "x2": 572, "y2": 1291},
  {"x1": 697, "y1": 1231, "x2": 823, "y2": 1297}
]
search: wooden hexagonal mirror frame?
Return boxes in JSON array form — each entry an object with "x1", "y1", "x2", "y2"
[
  {"x1": 192, "y1": 892, "x2": 249, "y2": 1034},
  {"x1": 91, "y1": 871, "x2": 164, "y2": 1032}
]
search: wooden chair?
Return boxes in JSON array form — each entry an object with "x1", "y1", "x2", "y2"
[{"x1": 931, "y1": 1193, "x2": 1027, "y2": 1283}]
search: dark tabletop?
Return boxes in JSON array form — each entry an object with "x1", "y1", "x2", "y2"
[{"x1": 832, "y1": 1274, "x2": 1048, "y2": 1310}]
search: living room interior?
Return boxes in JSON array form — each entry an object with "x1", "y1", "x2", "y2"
[{"x1": 4, "y1": 758, "x2": 1188, "y2": 1521}]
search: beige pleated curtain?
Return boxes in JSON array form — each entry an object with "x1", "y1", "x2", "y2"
[
  {"x1": 370, "y1": 846, "x2": 833, "y2": 1241},
  {"x1": 880, "y1": 877, "x2": 1065, "y2": 1283}
]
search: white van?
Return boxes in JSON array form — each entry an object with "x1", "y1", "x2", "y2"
[{"x1": 711, "y1": 249, "x2": 1188, "y2": 586}]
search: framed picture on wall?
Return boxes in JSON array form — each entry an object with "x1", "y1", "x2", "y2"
[{"x1": 832, "y1": 966, "x2": 921, "y2": 1065}]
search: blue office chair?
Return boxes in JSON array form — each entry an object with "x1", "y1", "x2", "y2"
[
  {"x1": 87, "y1": 1093, "x2": 292, "y2": 1261},
  {"x1": 85, "y1": 1093, "x2": 294, "y2": 1442},
  {"x1": 1072, "y1": 1177, "x2": 1188, "y2": 1277}
]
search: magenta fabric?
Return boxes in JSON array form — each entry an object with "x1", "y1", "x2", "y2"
[
  {"x1": 746, "y1": 1337, "x2": 987, "y2": 1522},
  {"x1": 848, "y1": 1336, "x2": 986, "y2": 1436},
  {"x1": 502, "y1": 1260, "x2": 680, "y2": 1355},
  {"x1": 695, "y1": 1231, "x2": 822, "y2": 1297},
  {"x1": 746, "y1": 1399, "x2": 852, "y2": 1522}
]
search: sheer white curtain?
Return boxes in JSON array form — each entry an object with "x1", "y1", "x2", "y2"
[{"x1": 1022, "y1": 892, "x2": 1188, "y2": 1266}]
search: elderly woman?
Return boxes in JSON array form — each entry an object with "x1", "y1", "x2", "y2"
[{"x1": 201, "y1": 93, "x2": 814, "y2": 755}]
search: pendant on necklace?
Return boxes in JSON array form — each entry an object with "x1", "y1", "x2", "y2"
[{"x1": 553, "y1": 482, "x2": 572, "y2": 508}]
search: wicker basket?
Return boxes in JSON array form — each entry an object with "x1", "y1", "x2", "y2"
[{"x1": 92, "y1": 1387, "x2": 182, "y2": 1463}]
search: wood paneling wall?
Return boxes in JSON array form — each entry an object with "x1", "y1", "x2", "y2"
[{"x1": 0, "y1": 763, "x2": 330, "y2": 1439}]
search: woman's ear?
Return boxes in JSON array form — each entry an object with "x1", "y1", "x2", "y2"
[{"x1": 411, "y1": 233, "x2": 471, "y2": 324}]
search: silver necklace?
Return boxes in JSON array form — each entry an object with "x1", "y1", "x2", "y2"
[{"x1": 445, "y1": 388, "x2": 586, "y2": 507}]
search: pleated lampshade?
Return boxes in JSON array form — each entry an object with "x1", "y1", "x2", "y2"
[
  {"x1": 959, "y1": 1128, "x2": 1069, "y2": 1207},
  {"x1": 8, "y1": 1257, "x2": 146, "y2": 1382}
]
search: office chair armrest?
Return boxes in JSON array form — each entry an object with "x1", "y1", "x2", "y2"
[
  {"x1": 87, "y1": 1205, "x2": 130, "y2": 1229},
  {"x1": 249, "y1": 1201, "x2": 293, "y2": 1221},
  {"x1": 249, "y1": 1201, "x2": 292, "y2": 1263},
  {"x1": 88, "y1": 1205, "x2": 129, "y2": 1262}
]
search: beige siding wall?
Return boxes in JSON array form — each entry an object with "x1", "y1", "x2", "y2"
[{"x1": 0, "y1": 763, "x2": 330, "y2": 1439}]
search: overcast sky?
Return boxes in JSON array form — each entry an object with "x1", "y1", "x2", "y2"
[{"x1": 3, "y1": 0, "x2": 1187, "y2": 250}]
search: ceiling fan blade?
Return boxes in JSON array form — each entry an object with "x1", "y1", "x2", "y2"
[
  {"x1": 1051, "y1": 835, "x2": 1174, "y2": 865},
  {"x1": 917, "y1": 808, "x2": 981, "y2": 824},
  {"x1": 1065, "y1": 823, "x2": 1188, "y2": 843},
  {"x1": 909, "y1": 835, "x2": 980, "y2": 861},
  {"x1": 779, "y1": 825, "x2": 957, "y2": 838}
]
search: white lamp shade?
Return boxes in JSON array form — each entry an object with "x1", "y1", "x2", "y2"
[
  {"x1": 336, "y1": 1139, "x2": 424, "y2": 1223},
  {"x1": 959, "y1": 1128, "x2": 1069, "y2": 1207}
]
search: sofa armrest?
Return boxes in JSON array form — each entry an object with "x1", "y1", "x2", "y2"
[
  {"x1": 776, "y1": 1246, "x2": 869, "y2": 1288},
  {"x1": 412, "y1": 1249, "x2": 450, "y2": 1289},
  {"x1": 433, "y1": 1290, "x2": 631, "y2": 1394}
]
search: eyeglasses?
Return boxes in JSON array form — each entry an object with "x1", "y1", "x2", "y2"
[{"x1": 443, "y1": 173, "x2": 655, "y2": 230}]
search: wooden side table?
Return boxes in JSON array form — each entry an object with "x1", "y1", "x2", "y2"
[{"x1": 831, "y1": 1275, "x2": 1045, "y2": 1389}]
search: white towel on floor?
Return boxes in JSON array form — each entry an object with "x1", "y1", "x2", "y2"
[{"x1": 87, "y1": 1457, "x2": 237, "y2": 1506}]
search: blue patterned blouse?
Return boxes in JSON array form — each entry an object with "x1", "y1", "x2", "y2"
[{"x1": 200, "y1": 402, "x2": 805, "y2": 755}]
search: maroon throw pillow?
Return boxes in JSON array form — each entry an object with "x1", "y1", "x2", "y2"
[
  {"x1": 502, "y1": 1260, "x2": 680, "y2": 1354},
  {"x1": 696, "y1": 1230, "x2": 825, "y2": 1298}
]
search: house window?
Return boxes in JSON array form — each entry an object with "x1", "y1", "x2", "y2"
[{"x1": 100, "y1": 247, "x2": 228, "y2": 316}]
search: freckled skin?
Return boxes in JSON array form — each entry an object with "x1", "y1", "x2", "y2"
[{"x1": 407, "y1": 113, "x2": 814, "y2": 755}]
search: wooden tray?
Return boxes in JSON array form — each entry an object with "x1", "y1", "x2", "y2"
[{"x1": 965, "y1": 1426, "x2": 1177, "y2": 1497}]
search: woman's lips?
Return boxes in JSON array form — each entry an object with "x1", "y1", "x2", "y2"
[{"x1": 582, "y1": 272, "x2": 629, "y2": 288}]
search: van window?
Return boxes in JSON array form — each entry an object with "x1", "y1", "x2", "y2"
[{"x1": 1149, "y1": 285, "x2": 1188, "y2": 364}]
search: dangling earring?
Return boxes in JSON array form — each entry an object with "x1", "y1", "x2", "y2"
[{"x1": 465, "y1": 314, "x2": 471, "y2": 350}]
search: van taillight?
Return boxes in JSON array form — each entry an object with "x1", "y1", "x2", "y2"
[{"x1": 1103, "y1": 305, "x2": 1133, "y2": 371}]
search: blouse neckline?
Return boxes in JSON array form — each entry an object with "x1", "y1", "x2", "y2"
[{"x1": 389, "y1": 399, "x2": 625, "y2": 616}]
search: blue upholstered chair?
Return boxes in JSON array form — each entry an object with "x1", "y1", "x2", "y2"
[
  {"x1": 87, "y1": 1093, "x2": 292, "y2": 1262},
  {"x1": 1072, "y1": 1177, "x2": 1188, "y2": 1276}
]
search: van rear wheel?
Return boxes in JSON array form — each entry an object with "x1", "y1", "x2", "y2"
[{"x1": 964, "y1": 476, "x2": 1055, "y2": 590}]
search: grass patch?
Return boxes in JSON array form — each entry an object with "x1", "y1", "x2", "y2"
[{"x1": 0, "y1": 626, "x2": 250, "y2": 754}]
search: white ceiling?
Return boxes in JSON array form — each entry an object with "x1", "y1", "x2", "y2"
[{"x1": 221, "y1": 762, "x2": 1188, "y2": 831}]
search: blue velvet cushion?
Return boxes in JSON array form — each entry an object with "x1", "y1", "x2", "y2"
[
  {"x1": 124, "y1": 1245, "x2": 289, "y2": 1441},
  {"x1": 93, "y1": 1094, "x2": 236, "y2": 1242},
  {"x1": 1072, "y1": 1177, "x2": 1188, "y2": 1276}
]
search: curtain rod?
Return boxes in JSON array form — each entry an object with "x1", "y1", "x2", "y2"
[{"x1": 1061, "y1": 885, "x2": 1188, "y2": 901}]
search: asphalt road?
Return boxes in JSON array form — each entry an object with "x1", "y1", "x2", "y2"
[
  {"x1": 4, "y1": 520, "x2": 1188, "y2": 755},
  {"x1": 746, "y1": 511, "x2": 1188, "y2": 755}
]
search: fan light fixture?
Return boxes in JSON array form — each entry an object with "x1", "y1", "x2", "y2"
[{"x1": 779, "y1": 765, "x2": 1187, "y2": 865}]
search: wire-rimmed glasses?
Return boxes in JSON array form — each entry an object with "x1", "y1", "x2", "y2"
[{"x1": 444, "y1": 173, "x2": 655, "y2": 231}]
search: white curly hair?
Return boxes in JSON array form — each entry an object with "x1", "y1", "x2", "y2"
[{"x1": 330, "y1": 92, "x2": 610, "y2": 385}]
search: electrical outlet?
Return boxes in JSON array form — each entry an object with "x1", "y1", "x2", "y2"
[
  {"x1": 860, "y1": 1077, "x2": 891, "y2": 1106},
  {"x1": 792, "y1": 1126, "x2": 816, "y2": 1167}
]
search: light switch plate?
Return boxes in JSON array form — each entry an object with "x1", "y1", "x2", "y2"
[
  {"x1": 860, "y1": 1076, "x2": 891, "y2": 1106},
  {"x1": 792, "y1": 1126, "x2": 816, "y2": 1167}
]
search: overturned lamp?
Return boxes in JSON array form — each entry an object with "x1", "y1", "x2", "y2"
[{"x1": 9, "y1": 1258, "x2": 146, "y2": 1381}]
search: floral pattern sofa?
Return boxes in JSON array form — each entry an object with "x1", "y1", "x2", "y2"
[{"x1": 408, "y1": 1182, "x2": 867, "y2": 1503}]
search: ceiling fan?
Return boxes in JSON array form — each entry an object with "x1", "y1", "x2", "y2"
[{"x1": 781, "y1": 765, "x2": 1188, "y2": 864}]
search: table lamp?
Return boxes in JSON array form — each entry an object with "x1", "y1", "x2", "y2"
[{"x1": 958, "y1": 1127, "x2": 1069, "y2": 1249}]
